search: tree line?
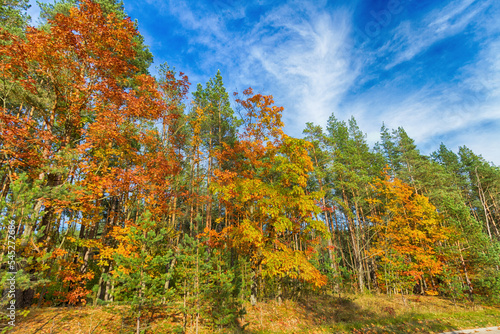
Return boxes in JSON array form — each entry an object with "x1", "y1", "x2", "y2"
[{"x1": 1, "y1": 0, "x2": 499, "y2": 332}]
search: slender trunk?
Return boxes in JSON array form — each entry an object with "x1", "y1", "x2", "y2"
[
  {"x1": 343, "y1": 188, "x2": 364, "y2": 292},
  {"x1": 163, "y1": 256, "x2": 177, "y2": 304},
  {"x1": 475, "y1": 168, "x2": 492, "y2": 239},
  {"x1": 333, "y1": 211, "x2": 346, "y2": 269},
  {"x1": 104, "y1": 264, "x2": 112, "y2": 301},
  {"x1": 171, "y1": 195, "x2": 178, "y2": 230},
  {"x1": 0, "y1": 174, "x2": 9, "y2": 199},
  {"x1": 458, "y1": 241, "x2": 473, "y2": 301},
  {"x1": 189, "y1": 157, "x2": 196, "y2": 237},
  {"x1": 136, "y1": 307, "x2": 141, "y2": 334},
  {"x1": 354, "y1": 199, "x2": 369, "y2": 291},
  {"x1": 195, "y1": 244, "x2": 200, "y2": 334},
  {"x1": 206, "y1": 133, "x2": 212, "y2": 231},
  {"x1": 250, "y1": 267, "x2": 258, "y2": 306},
  {"x1": 486, "y1": 190, "x2": 500, "y2": 237}
]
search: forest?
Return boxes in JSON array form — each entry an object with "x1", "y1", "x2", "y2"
[{"x1": 1, "y1": 0, "x2": 500, "y2": 333}]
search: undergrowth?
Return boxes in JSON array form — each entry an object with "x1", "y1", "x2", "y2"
[{"x1": 6, "y1": 293, "x2": 500, "y2": 333}]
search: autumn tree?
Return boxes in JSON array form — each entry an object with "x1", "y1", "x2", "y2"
[
  {"x1": 208, "y1": 89, "x2": 327, "y2": 304},
  {"x1": 368, "y1": 172, "x2": 451, "y2": 296},
  {"x1": 0, "y1": 0, "x2": 184, "y2": 307},
  {"x1": 38, "y1": 0, "x2": 153, "y2": 78}
]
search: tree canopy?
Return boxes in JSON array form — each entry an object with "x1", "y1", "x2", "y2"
[{"x1": 1, "y1": 1, "x2": 499, "y2": 332}]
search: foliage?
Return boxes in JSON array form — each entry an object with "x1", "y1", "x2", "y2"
[
  {"x1": 1, "y1": 1, "x2": 499, "y2": 332},
  {"x1": 368, "y1": 172, "x2": 452, "y2": 294},
  {"x1": 209, "y1": 88, "x2": 327, "y2": 291}
]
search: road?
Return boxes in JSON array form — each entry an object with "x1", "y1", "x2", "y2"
[{"x1": 440, "y1": 327, "x2": 500, "y2": 334}]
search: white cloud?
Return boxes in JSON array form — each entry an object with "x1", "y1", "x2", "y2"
[
  {"x1": 26, "y1": 0, "x2": 500, "y2": 165},
  {"x1": 247, "y1": 5, "x2": 358, "y2": 132},
  {"x1": 343, "y1": 66, "x2": 500, "y2": 161},
  {"x1": 381, "y1": 0, "x2": 489, "y2": 68},
  {"x1": 143, "y1": 1, "x2": 359, "y2": 136},
  {"x1": 160, "y1": 0, "x2": 499, "y2": 164},
  {"x1": 337, "y1": 0, "x2": 500, "y2": 165}
]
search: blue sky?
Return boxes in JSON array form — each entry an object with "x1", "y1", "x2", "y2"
[{"x1": 28, "y1": 0, "x2": 500, "y2": 165}]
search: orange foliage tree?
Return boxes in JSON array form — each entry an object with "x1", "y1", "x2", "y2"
[
  {"x1": 0, "y1": 0, "x2": 188, "y2": 306},
  {"x1": 368, "y1": 171, "x2": 452, "y2": 294},
  {"x1": 208, "y1": 89, "x2": 327, "y2": 303}
]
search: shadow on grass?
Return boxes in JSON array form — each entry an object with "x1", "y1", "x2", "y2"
[
  {"x1": 250, "y1": 295, "x2": 463, "y2": 334},
  {"x1": 298, "y1": 294, "x2": 374, "y2": 324},
  {"x1": 345, "y1": 315, "x2": 461, "y2": 334},
  {"x1": 15, "y1": 296, "x2": 496, "y2": 334}
]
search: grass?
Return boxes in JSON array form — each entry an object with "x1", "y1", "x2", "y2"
[
  {"x1": 3, "y1": 293, "x2": 500, "y2": 333},
  {"x1": 241, "y1": 294, "x2": 500, "y2": 333}
]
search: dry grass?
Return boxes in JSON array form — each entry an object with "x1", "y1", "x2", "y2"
[
  {"x1": 3, "y1": 294, "x2": 499, "y2": 333},
  {"x1": 240, "y1": 293, "x2": 500, "y2": 334}
]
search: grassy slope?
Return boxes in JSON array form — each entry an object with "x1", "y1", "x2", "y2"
[
  {"x1": 4, "y1": 294, "x2": 500, "y2": 333},
  {"x1": 242, "y1": 294, "x2": 500, "y2": 333}
]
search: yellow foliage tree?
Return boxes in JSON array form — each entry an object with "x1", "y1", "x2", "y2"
[
  {"x1": 368, "y1": 172, "x2": 452, "y2": 294},
  {"x1": 208, "y1": 89, "x2": 327, "y2": 304}
]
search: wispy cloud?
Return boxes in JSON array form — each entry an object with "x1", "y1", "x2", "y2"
[
  {"x1": 247, "y1": 4, "x2": 358, "y2": 132},
  {"x1": 379, "y1": 0, "x2": 489, "y2": 69},
  {"x1": 26, "y1": 0, "x2": 500, "y2": 164},
  {"x1": 341, "y1": 0, "x2": 500, "y2": 163},
  {"x1": 156, "y1": 0, "x2": 499, "y2": 163},
  {"x1": 143, "y1": 1, "x2": 359, "y2": 134}
]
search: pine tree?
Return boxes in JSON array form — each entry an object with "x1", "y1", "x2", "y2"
[
  {"x1": 325, "y1": 115, "x2": 383, "y2": 292},
  {"x1": 0, "y1": 0, "x2": 30, "y2": 36},
  {"x1": 191, "y1": 70, "x2": 240, "y2": 231}
]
